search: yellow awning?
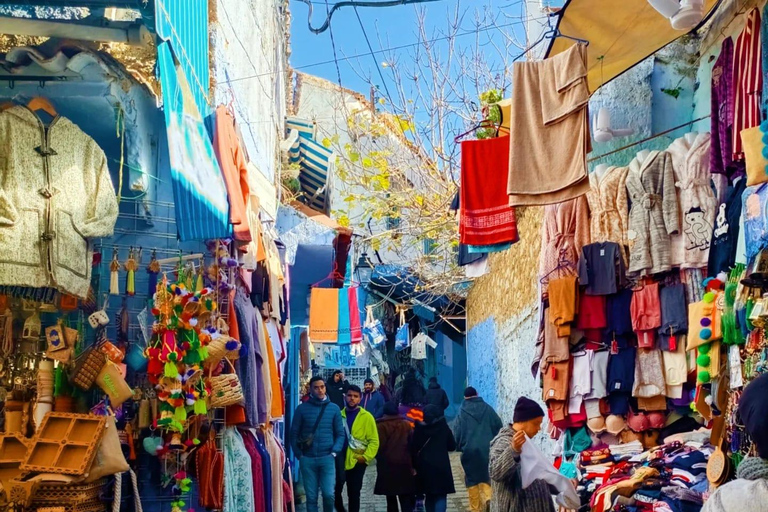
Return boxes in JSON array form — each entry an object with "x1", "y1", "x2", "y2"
[{"x1": 546, "y1": 0, "x2": 722, "y2": 92}]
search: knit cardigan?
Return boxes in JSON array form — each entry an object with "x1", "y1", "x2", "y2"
[
  {"x1": 0, "y1": 106, "x2": 118, "y2": 298},
  {"x1": 489, "y1": 427, "x2": 556, "y2": 512},
  {"x1": 702, "y1": 457, "x2": 768, "y2": 512}
]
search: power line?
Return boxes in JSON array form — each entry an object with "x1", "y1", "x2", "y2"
[
  {"x1": 326, "y1": 0, "x2": 345, "y2": 87},
  {"x1": 226, "y1": 15, "x2": 539, "y2": 84},
  {"x1": 353, "y1": 4, "x2": 395, "y2": 106},
  {"x1": 297, "y1": 0, "x2": 446, "y2": 34}
]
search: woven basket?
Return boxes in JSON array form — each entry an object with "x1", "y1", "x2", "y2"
[
  {"x1": 71, "y1": 347, "x2": 107, "y2": 391},
  {"x1": 34, "y1": 479, "x2": 107, "y2": 503},
  {"x1": 208, "y1": 359, "x2": 243, "y2": 408}
]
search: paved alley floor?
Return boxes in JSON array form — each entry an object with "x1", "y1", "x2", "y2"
[{"x1": 296, "y1": 452, "x2": 471, "y2": 512}]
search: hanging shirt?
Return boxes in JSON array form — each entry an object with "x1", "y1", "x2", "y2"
[
  {"x1": 578, "y1": 242, "x2": 626, "y2": 295},
  {"x1": 711, "y1": 37, "x2": 736, "y2": 176},
  {"x1": 410, "y1": 332, "x2": 437, "y2": 360},
  {"x1": 733, "y1": 7, "x2": 763, "y2": 161},
  {"x1": 709, "y1": 177, "x2": 747, "y2": 275}
]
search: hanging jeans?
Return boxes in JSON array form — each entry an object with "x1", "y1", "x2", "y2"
[
  {"x1": 335, "y1": 462, "x2": 367, "y2": 512},
  {"x1": 300, "y1": 455, "x2": 336, "y2": 512},
  {"x1": 425, "y1": 494, "x2": 447, "y2": 512},
  {"x1": 386, "y1": 495, "x2": 416, "y2": 512}
]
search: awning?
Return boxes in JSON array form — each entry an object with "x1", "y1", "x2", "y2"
[
  {"x1": 289, "y1": 201, "x2": 352, "y2": 235},
  {"x1": 284, "y1": 116, "x2": 334, "y2": 213},
  {"x1": 546, "y1": 0, "x2": 722, "y2": 92}
]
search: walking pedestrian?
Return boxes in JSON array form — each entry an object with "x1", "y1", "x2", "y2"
[
  {"x1": 453, "y1": 387, "x2": 503, "y2": 512},
  {"x1": 334, "y1": 385, "x2": 380, "y2": 512},
  {"x1": 489, "y1": 396, "x2": 557, "y2": 512},
  {"x1": 362, "y1": 378, "x2": 385, "y2": 419},
  {"x1": 375, "y1": 401, "x2": 418, "y2": 511},
  {"x1": 397, "y1": 368, "x2": 426, "y2": 406},
  {"x1": 412, "y1": 404, "x2": 456, "y2": 512},
  {"x1": 289, "y1": 376, "x2": 345, "y2": 512},
  {"x1": 424, "y1": 377, "x2": 450, "y2": 414},
  {"x1": 327, "y1": 370, "x2": 349, "y2": 409}
]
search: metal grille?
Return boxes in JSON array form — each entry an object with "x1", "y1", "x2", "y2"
[{"x1": 319, "y1": 367, "x2": 369, "y2": 389}]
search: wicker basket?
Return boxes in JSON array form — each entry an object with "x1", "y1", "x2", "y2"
[
  {"x1": 208, "y1": 359, "x2": 243, "y2": 408},
  {"x1": 34, "y1": 479, "x2": 107, "y2": 503}
]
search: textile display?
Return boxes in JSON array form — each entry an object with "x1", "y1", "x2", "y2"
[
  {"x1": 459, "y1": 134, "x2": 518, "y2": 247},
  {"x1": 308, "y1": 287, "x2": 339, "y2": 343},
  {"x1": 507, "y1": 43, "x2": 591, "y2": 206}
]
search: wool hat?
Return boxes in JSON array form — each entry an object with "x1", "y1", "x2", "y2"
[
  {"x1": 513, "y1": 397, "x2": 545, "y2": 423},
  {"x1": 739, "y1": 372, "x2": 768, "y2": 458},
  {"x1": 383, "y1": 401, "x2": 399, "y2": 416},
  {"x1": 464, "y1": 386, "x2": 478, "y2": 398}
]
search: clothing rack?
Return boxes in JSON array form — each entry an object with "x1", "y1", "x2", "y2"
[{"x1": 587, "y1": 115, "x2": 711, "y2": 163}]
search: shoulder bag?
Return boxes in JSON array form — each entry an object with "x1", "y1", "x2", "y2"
[{"x1": 298, "y1": 402, "x2": 329, "y2": 453}]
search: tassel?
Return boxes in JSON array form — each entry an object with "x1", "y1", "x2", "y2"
[
  {"x1": 124, "y1": 247, "x2": 138, "y2": 296},
  {"x1": 174, "y1": 406, "x2": 187, "y2": 423},
  {"x1": 147, "y1": 250, "x2": 160, "y2": 298},
  {"x1": 110, "y1": 250, "x2": 120, "y2": 295},
  {"x1": 164, "y1": 361, "x2": 179, "y2": 379},
  {"x1": 193, "y1": 399, "x2": 207, "y2": 415}
]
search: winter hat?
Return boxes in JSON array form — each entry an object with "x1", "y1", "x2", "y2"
[
  {"x1": 423, "y1": 404, "x2": 442, "y2": 424},
  {"x1": 739, "y1": 372, "x2": 768, "y2": 458},
  {"x1": 513, "y1": 397, "x2": 545, "y2": 423},
  {"x1": 464, "y1": 386, "x2": 478, "y2": 398},
  {"x1": 383, "y1": 402, "x2": 398, "y2": 416}
]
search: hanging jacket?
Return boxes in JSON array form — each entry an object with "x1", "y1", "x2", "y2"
[
  {"x1": 0, "y1": 106, "x2": 118, "y2": 298},
  {"x1": 453, "y1": 397, "x2": 503, "y2": 487}
]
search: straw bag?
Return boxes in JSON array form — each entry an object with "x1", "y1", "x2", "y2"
[
  {"x1": 95, "y1": 362, "x2": 134, "y2": 408},
  {"x1": 84, "y1": 417, "x2": 129, "y2": 482},
  {"x1": 742, "y1": 126, "x2": 768, "y2": 186},
  {"x1": 208, "y1": 359, "x2": 243, "y2": 408},
  {"x1": 205, "y1": 318, "x2": 241, "y2": 369}
]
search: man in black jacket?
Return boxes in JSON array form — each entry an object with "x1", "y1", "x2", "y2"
[
  {"x1": 327, "y1": 370, "x2": 349, "y2": 409},
  {"x1": 425, "y1": 377, "x2": 450, "y2": 414}
]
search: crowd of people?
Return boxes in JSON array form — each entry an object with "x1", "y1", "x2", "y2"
[{"x1": 291, "y1": 371, "x2": 585, "y2": 512}]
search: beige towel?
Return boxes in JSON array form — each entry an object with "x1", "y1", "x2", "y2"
[{"x1": 508, "y1": 43, "x2": 591, "y2": 206}]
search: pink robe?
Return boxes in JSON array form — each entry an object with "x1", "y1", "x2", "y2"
[{"x1": 539, "y1": 196, "x2": 590, "y2": 289}]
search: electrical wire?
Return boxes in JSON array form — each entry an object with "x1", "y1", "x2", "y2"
[
  {"x1": 352, "y1": 4, "x2": 395, "y2": 108},
  {"x1": 298, "y1": 0, "x2": 446, "y2": 34},
  {"x1": 226, "y1": 14, "x2": 540, "y2": 84},
  {"x1": 326, "y1": 0, "x2": 345, "y2": 87}
]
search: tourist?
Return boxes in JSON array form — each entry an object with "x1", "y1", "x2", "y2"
[
  {"x1": 327, "y1": 369, "x2": 349, "y2": 409},
  {"x1": 335, "y1": 385, "x2": 380, "y2": 512},
  {"x1": 375, "y1": 401, "x2": 418, "y2": 511},
  {"x1": 397, "y1": 368, "x2": 426, "y2": 406},
  {"x1": 289, "y1": 376, "x2": 345, "y2": 512},
  {"x1": 362, "y1": 378, "x2": 385, "y2": 419},
  {"x1": 424, "y1": 377, "x2": 450, "y2": 414},
  {"x1": 453, "y1": 386, "x2": 503, "y2": 512},
  {"x1": 412, "y1": 404, "x2": 456, "y2": 512}
]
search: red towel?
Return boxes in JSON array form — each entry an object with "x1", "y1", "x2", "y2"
[
  {"x1": 348, "y1": 287, "x2": 363, "y2": 343},
  {"x1": 460, "y1": 135, "x2": 519, "y2": 246}
]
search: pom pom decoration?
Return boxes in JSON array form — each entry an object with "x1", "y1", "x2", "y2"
[
  {"x1": 698, "y1": 343, "x2": 711, "y2": 354},
  {"x1": 698, "y1": 370, "x2": 711, "y2": 383},
  {"x1": 697, "y1": 354, "x2": 711, "y2": 367}
]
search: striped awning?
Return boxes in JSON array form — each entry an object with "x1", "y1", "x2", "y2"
[{"x1": 284, "y1": 116, "x2": 333, "y2": 213}]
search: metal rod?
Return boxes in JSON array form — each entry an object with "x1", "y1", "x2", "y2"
[
  {"x1": 0, "y1": 15, "x2": 151, "y2": 46},
  {"x1": 155, "y1": 253, "x2": 204, "y2": 265},
  {"x1": 587, "y1": 115, "x2": 711, "y2": 163}
]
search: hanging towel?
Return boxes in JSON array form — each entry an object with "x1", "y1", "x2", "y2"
[
  {"x1": 459, "y1": 134, "x2": 518, "y2": 247},
  {"x1": 337, "y1": 288, "x2": 351, "y2": 345},
  {"x1": 507, "y1": 43, "x2": 591, "y2": 206},
  {"x1": 309, "y1": 288, "x2": 339, "y2": 343},
  {"x1": 348, "y1": 287, "x2": 363, "y2": 343}
]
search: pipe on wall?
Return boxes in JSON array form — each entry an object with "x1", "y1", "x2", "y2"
[{"x1": 0, "y1": 16, "x2": 151, "y2": 46}]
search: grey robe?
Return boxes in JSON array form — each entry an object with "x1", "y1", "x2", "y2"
[{"x1": 626, "y1": 151, "x2": 680, "y2": 275}]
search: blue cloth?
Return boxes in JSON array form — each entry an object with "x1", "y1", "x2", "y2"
[
  {"x1": 233, "y1": 288, "x2": 267, "y2": 425},
  {"x1": 608, "y1": 347, "x2": 636, "y2": 393},
  {"x1": 338, "y1": 288, "x2": 351, "y2": 345},
  {"x1": 361, "y1": 391, "x2": 385, "y2": 419},
  {"x1": 425, "y1": 494, "x2": 447, "y2": 512},
  {"x1": 467, "y1": 243, "x2": 511, "y2": 254},
  {"x1": 256, "y1": 432, "x2": 272, "y2": 512},
  {"x1": 290, "y1": 396, "x2": 346, "y2": 458},
  {"x1": 290, "y1": 245, "x2": 335, "y2": 325},
  {"x1": 300, "y1": 454, "x2": 336, "y2": 512}
]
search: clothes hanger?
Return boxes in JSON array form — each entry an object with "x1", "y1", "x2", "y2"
[
  {"x1": 27, "y1": 97, "x2": 57, "y2": 117},
  {"x1": 453, "y1": 119, "x2": 500, "y2": 143},
  {"x1": 539, "y1": 250, "x2": 577, "y2": 284}
]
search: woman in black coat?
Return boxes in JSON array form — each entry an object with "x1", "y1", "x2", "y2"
[
  {"x1": 375, "y1": 402, "x2": 417, "y2": 511},
  {"x1": 411, "y1": 404, "x2": 456, "y2": 512}
]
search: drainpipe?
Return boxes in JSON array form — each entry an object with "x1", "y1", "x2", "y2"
[{"x1": 0, "y1": 16, "x2": 151, "y2": 47}]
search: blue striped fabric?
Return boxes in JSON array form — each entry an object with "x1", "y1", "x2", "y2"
[
  {"x1": 285, "y1": 117, "x2": 333, "y2": 212},
  {"x1": 157, "y1": 42, "x2": 230, "y2": 241}
]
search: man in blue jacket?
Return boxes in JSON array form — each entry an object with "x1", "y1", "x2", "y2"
[
  {"x1": 361, "y1": 378, "x2": 384, "y2": 419},
  {"x1": 290, "y1": 376, "x2": 345, "y2": 512}
]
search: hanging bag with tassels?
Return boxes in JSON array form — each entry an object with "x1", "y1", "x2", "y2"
[{"x1": 208, "y1": 358, "x2": 243, "y2": 408}]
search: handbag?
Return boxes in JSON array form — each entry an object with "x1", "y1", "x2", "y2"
[
  {"x1": 96, "y1": 361, "x2": 134, "y2": 408},
  {"x1": 196, "y1": 430, "x2": 223, "y2": 510},
  {"x1": 85, "y1": 416, "x2": 130, "y2": 482},
  {"x1": 343, "y1": 417, "x2": 368, "y2": 453},
  {"x1": 395, "y1": 309, "x2": 410, "y2": 352},
  {"x1": 71, "y1": 343, "x2": 108, "y2": 391},
  {"x1": 298, "y1": 402, "x2": 329, "y2": 453},
  {"x1": 208, "y1": 358, "x2": 243, "y2": 408},
  {"x1": 362, "y1": 307, "x2": 386, "y2": 348}
]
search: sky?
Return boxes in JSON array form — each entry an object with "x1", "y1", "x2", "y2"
[{"x1": 289, "y1": 0, "x2": 533, "y2": 114}]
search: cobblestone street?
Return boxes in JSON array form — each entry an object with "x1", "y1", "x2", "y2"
[{"x1": 296, "y1": 453, "x2": 470, "y2": 512}]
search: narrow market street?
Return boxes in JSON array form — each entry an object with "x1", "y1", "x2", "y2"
[{"x1": 295, "y1": 453, "x2": 470, "y2": 512}]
